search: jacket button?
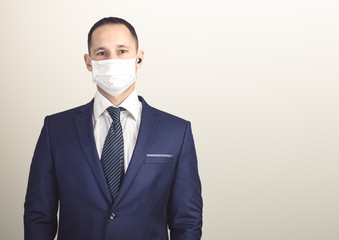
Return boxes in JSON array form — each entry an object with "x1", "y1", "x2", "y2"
[{"x1": 110, "y1": 213, "x2": 116, "y2": 220}]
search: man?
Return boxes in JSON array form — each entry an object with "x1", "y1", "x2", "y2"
[{"x1": 24, "y1": 17, "x2": 202, "y2": 240}]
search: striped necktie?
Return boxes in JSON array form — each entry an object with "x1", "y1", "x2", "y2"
[{"x1": 101, "y1": 107, "x2": 124, "y2": 200}]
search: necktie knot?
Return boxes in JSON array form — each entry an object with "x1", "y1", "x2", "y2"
[{"x1": 107, "y1": 107, "x2": 121, "y2": 123}]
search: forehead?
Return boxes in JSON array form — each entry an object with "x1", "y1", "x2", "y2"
[{"x1": 90, "y1": 24, "x2": 136, "y2": 50}]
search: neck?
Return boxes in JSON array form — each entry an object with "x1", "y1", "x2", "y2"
[{"x1": 98, "y1": 83, "x2": 135, "y2": 106}]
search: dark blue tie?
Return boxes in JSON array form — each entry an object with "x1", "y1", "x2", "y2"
[{"x1": 101, "y1": 107, "x2": 124, "y2": 200}]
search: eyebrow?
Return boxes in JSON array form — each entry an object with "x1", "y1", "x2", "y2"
[
  {"x1": 93, "y1": 47, "x2": 106, "y2": 53},
  {"x1": 117, "y1": 44, "x2": 130, "y2": 49}
]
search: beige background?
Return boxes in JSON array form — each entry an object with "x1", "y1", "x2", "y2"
[{"x1": 1, "y1": 0, "x2": 339, "y2": 239}]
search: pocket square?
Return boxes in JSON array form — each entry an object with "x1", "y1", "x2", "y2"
[
  {"x1": 146, "y1": 154, "x2": 173, "y2": 158},
  {"x1": 145, "y1": 154, "x2": 175, "y2": 164}
]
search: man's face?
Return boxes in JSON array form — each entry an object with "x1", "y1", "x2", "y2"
[{"x1": 84, "y1": 24, "x2": 143, "y2": 71}]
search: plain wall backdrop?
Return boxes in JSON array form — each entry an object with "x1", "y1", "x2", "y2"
[{"x1": 1, "y1": 0, "x2": 338, "y2": 239}]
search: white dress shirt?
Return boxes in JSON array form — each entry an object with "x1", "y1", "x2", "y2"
[{"x1": 92, "y1": 90, "x2": 142, "y2": 172}]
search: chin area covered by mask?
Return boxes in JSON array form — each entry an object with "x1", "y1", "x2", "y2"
[{"x1": 91, "y1": 58, "x2": 136, "y2": 96}]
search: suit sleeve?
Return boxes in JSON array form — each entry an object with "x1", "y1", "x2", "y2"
[
  {"x1": 168, "y1": 121, "x2": 203, "y2": 240},
  {"x1": 24, "y1": 117, "x2": 59, "y2": 240}
]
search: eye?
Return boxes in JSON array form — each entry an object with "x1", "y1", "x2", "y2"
[
  {"x1": 96, "y1": 51, "x2": 105, "y2": 56},
  {"x1": 118, "y1": 49, "x2": 127, "y2": 54}
]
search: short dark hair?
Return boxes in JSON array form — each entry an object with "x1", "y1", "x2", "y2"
[{"x1": 87, "y1": 17, "x2": 139, "y2": 54}]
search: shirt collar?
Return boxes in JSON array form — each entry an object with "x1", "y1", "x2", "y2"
[{"x1": 93, "y1": 90, "x2": 140, "y2": 122}]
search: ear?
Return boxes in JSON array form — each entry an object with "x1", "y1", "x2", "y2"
[
  {"x1": 136, "y1": 50, "x2": 144, "y2": 69},
  {"x1": 84, "y1": 54, "x2": 92, "y2": 72}
]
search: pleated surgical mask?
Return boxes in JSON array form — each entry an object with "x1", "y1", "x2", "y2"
[{"x1": 91, "y1": 58, "x2": 136, "y2": 96}]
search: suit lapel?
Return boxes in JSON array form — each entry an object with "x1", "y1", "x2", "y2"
[
  {"x1": 114, "y1": 96, "x2": 159, "y2": 205},
  {"x1": 75, "y1": 100, "x2": 112, "y2": 203}
]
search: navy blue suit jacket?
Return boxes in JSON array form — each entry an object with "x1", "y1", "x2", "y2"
[{"x1": 24, "y1": 96, "x2": 202, "y2": 240}]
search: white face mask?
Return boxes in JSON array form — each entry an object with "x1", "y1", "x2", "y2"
[{"x1": 91, "y1": 58, "x2": 136, "y2": 96}]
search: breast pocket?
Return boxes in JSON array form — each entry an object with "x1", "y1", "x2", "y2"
[{"x1": 144, "y1": 154, "x2": 175, "y2": 164}]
